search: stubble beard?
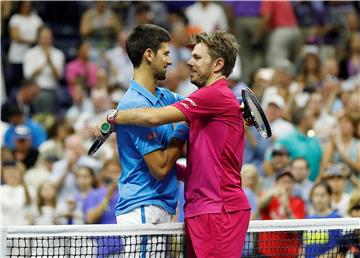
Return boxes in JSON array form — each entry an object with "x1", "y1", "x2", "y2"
[{"x1": 155, "y1": 70, "x2": 166, "y2": 81}]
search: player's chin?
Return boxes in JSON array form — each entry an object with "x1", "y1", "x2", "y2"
[{"x1": 156, "y1": 71, "x2": 167, "y2": 81}]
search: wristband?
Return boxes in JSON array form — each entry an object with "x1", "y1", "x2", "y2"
[
  {"x1": 107, "y1": 109, "x2": 118, "y2": 125},
  {"x1": 172, "y1": 123, "x2": 189, "y2": 142}
]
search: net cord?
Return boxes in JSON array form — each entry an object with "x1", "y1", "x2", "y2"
[{"x1": 2, "y1": 218, "x2": 359, "y2": 239}]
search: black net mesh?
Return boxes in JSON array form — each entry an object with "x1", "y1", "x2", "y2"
[{"x1": 6, "y1": 229, "x2": 360, "y2": 257}]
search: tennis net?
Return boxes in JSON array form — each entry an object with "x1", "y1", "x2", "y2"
[{"x1": 2, "y1": 218, "x2": 359, "y2": 257}]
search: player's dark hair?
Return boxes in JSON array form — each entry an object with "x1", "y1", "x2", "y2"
[{"x1": 126, "y1": 24, "x2": 171, "y2": 68}]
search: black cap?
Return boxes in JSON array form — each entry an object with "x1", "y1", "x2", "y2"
[{"x1": 275, "y1": 170, "x2": 295, "y2": 181}]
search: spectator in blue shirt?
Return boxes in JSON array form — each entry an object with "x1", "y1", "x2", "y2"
[
  {"x1": 4, "y1": 106, "x2": 47, "y2": 149},
  {"x1": 83, "y1": 159, "x2": 121, "y2": 225},
  {"x1": 303, "y1": 182, "x2": 342, "y2": 257}
]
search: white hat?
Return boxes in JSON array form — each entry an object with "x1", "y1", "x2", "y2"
[{"x1": 265, "y1": 94, "x2": 285, "y2": 109}]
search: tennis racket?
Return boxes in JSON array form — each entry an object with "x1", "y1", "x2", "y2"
[
  {"x1": 240, "y1": 87, "x2": 272, "y2": 139},
  {"x1": 88, "y1": 122, "x2": 113, "y2": 156}
]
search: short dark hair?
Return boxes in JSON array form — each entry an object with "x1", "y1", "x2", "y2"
[
  {"x1": 126, "y1": 24, "x2": 171, "y2": 68},
  {"x1": 192, "y1": 31, "x2": 239, "y2": 77}
]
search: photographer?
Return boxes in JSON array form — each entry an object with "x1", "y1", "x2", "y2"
[{"x1": 83, "y1": 159, "x2": 121, "y2": 224}]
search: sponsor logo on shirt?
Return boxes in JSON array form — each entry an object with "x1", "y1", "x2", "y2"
[
  {"x1": 184, "y1": 98, "x2": 197, "y2": 106},
  {"x1": 180, "y1": 102, "x2": 189, "y2": 109},
  {"x1": 147, "y1": 131, "x2": 157, "y2": 141}
]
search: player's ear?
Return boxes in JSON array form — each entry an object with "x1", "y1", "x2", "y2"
[
  {"x1": 144, "y1": 48, "x2": 153, "y2": 64},
  {"x1": 213, "y1": 58, "x2": 224, "y2": 73}
]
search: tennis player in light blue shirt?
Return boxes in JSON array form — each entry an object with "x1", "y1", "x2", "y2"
[
  {"x1": 108, "y1": 25, "x2": 187, "y2": 227},
  {"x1": 115, "y1": 80, "x2": 183, "y2": 219}
]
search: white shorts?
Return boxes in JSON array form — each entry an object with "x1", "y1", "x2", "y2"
[
  {"x1": 116, "y1": 205, "x2": 172, "y2": 225},
  {"x1": 115, "y1": 205, "x2": 173, "y2": 258}
]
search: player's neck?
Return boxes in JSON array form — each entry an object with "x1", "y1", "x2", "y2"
[
  {"x1": 205, "y1": 73, "x2": 226, "y2": 87},
  {"x1": 133, "y1": 68, "x2": 157, "y2": 95}
]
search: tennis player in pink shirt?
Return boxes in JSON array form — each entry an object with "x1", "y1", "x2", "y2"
[{"x1": 97, "y1": 31, "x2": 251, "y2": 257}]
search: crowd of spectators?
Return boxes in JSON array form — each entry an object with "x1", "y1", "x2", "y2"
[{"x1": 1, "y1": 0, "x2": 359, "y2": 239}]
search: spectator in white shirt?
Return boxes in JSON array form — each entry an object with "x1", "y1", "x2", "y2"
[
  {"x1": 23, "y1": 25, "x2": 65, "y2": 113},
  {"x1": 263, "y1": 94, "x2": 295, "y2": 139},
  {"x1": 0, "y1": 160, "x2": 33, "y2": 225},
  {"x1": 7, "y1": 1, "x2": 43, "y2": 94},
  {"x1": 105, "y1": 30, "x2": 133, "y2": 90},
  {"x1": 185, "y1": 1, "x2": 228, "y2": 33}
]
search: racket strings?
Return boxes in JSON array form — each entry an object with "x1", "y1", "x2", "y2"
[{"x1": 242, "y1": 88, "x2": 272, "y2": 138}]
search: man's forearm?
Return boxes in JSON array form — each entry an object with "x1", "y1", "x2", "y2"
[
  {"x1": 113, "y1": 106, "x2": 185, "y2": 127},
  {"x1": 144, "y1": 138, "x2": 185, "y2": 181},
  {"x1": 159, "y1": 139, "x2": 184, "y2": 175}
]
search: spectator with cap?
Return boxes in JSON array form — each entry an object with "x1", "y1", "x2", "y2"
[
  {"x1": 323, "y1": 163, "x2": 351, "y2": 217},
  {"x1": 258, "y1": 170, "x2": 306, "y2": 257},
  {"x1": 12, "y1": 125, "x2": 39, "y2": 169},
  {"x1": 23, "y1": 25, "x2": 65, "y2": 114},
  {"x1": 3, "y1": 106, "x2": 47, "y2": 149},
  {"x1": 303, "y1": 182, "x2": 342, "y2": 257},
  {"x1": 263, "y1": 145, "x2": 291, "y2": 189},
  {"x1": 276, "y1": 108, "x2": 323, "y2": 182},
  {"x1": 263, "y1": 94, "x2": 295, "y2": 139},
  {"x1": 1, "y1": 79, "x2": 39, "y2": 123}
]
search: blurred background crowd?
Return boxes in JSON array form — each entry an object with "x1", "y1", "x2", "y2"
[{"x1": 0, "y1": 1, "x2": 359, "y2": 228}]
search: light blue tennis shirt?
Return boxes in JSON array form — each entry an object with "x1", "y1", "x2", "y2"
[{"x1": 115, "y1": 80, "x2": 183, "y2": 216}]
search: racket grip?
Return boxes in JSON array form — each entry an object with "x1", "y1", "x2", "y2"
[{"x1": 100, "y1": 122, "x2": 113, "y2": 137}]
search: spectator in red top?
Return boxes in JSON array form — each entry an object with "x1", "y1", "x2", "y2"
[
  {"x1": 255, "y1": 0, "x2": 302, "y2": 68},
  {"x1": 258, "y1": 170, "x2": 306, "y2": 257},
  {"x1": 66, "y1": 41, "x2": 98, "y2": 98}
]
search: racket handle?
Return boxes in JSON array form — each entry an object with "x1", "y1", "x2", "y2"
[{"x1": 88, "y1": 122, "x2": 113, "y2": 156}]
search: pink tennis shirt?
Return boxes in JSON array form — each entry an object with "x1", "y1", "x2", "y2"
[{"x1": 172, "y1": 79, "x2": 251, "y2": 218}]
